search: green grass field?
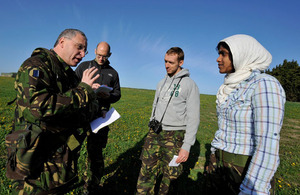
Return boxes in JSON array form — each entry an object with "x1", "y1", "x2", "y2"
[{"x1": 0, "y1": 76, "x2": 299, "y2": 194}]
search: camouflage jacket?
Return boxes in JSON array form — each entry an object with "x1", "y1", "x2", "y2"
[{"x1": 6, "y1": 48, "x2": 99, "y2": 191}]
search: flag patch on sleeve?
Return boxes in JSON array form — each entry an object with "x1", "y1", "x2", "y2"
[{"x1": 33, "y1": 70, "x2": 39, "y2": 78}]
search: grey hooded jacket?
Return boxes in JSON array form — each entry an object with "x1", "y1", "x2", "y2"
[{"x1": 150, "y1": 68, "x2": 200, "y2": 152}]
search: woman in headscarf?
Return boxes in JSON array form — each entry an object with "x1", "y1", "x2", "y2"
[{"x1": 206, "y1": 34, "x2": 286, "y2": 195}]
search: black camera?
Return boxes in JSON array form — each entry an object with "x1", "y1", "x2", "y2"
[{"x1": 148, "y1": 119, "x2": 162, "y2": 134}]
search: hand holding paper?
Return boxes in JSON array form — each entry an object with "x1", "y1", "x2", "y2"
[
  {"x1": 90, "y1": 107, "x2": 120, "y2": 133},
  {"x1": 169, "y1": 155, "x2": 180, "y2": 167}
]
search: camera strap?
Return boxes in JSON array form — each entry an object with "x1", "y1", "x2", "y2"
[{"x1": 152, "y1": 77, "x2": 183, "y2": 123}]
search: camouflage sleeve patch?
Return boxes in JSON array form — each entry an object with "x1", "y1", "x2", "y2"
[{"x1": 15, "y1": 52, "x2": 99, "y2": 130}]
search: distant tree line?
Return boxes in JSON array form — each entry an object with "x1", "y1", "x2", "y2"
[
  {"x1": 265, "y1": 59, "x2": 300, "y2": 102},
  {"x1": 1, "y1": 72, "x2": 17, "y2": 78}
]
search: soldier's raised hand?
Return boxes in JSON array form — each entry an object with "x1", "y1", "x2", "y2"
[{"x1": 81, "y1": 67, "x2": 100, "y2": 87}]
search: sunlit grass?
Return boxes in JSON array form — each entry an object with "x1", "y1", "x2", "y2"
[{"x1": 0, "y1": 77, "x2": 299, "y2": 194}]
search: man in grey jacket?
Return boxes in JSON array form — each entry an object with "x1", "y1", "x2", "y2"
[{"x1": 136, "y1": 47, "x2": 200, "y2": 195}]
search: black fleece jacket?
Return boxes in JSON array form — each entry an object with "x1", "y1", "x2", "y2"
[{"x1": 75, "y1": 59, "x2": 121, "y2": 110}]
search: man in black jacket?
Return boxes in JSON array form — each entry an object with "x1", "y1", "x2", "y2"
[{"x1": 75, "y1": 41, "x2": 121, "y2": 193}]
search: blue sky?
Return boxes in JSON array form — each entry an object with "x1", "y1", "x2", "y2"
[{"x1": 1, "y1": 0, "x2": 299, "y2": 95}]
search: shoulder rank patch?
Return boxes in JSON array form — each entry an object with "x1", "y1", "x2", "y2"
[{"x1": 33, "y1": 70, "x2": 40, "y2": 78}]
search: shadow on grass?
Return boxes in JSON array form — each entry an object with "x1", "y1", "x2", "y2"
[
  {"x1": 174, "y1": 140, "x2": 204, "y2": 195},
  {"x1": 99, "y1": 135, "x2": 146, "y2": 194},
  {"x1": 95, "y1": 136, "x2": 207, "y2": 194}
]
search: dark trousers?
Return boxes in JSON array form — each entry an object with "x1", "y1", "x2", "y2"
[{"x1": 84, "y1": 126, "x2": 109, "y2": 191}]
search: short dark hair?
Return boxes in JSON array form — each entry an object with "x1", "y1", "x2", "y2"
[
  {"x1": 53, "y1": 29, "x2": 87, "y2": 47},
  {"x1": 166, "y1": 47, "x2": 184, "y2": 61}
]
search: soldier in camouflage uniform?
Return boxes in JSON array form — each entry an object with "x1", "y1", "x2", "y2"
[
  {"x1": 5, "y1": 29, "x2": 101, "y2": 194},
  {"x1": 136, "y1": 47, "x2": 200, "y2": 194}
]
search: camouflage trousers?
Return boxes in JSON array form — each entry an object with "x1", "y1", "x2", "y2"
[
  {"x1": 83, "y1": 126, "x2": 109, "y2": 192},
  {"x1": 205, "y1": 149, "x2": 275, "y2": 195},
  {"x1": 136, "y1": 129, "x2": 185, "y2": 195},
  {"x1": 11, "y1": 144, "x2": 79, "y2": 195},
  {"x1": 11, "y1": 177, "x2": 77, "y2": 195}
]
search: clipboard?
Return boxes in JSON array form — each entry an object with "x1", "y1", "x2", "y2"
[{"x1": 94, "y1": 85, "x2": 113, "y2": 93}]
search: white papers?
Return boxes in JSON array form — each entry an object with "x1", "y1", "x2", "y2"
[
  {"x1": 169, "y1": 155, "x2": 180, "y2": 167},
  {"x1": 90, "y1": 107, "x2": 120, "y2": 133}
]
